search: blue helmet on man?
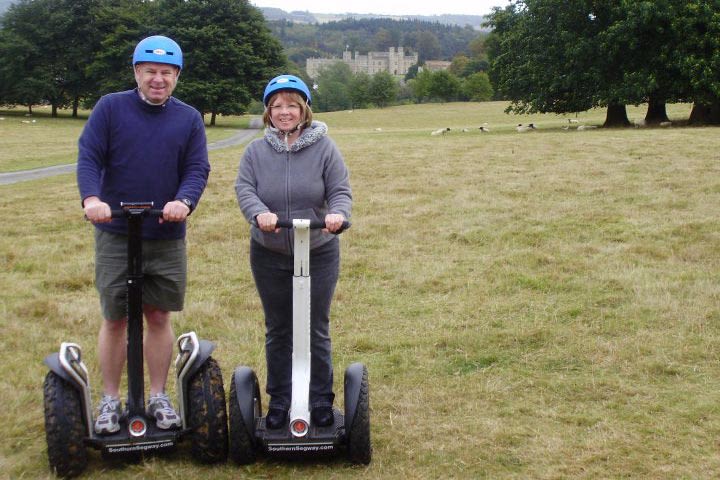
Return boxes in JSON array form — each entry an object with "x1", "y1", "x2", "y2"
[
  {"x1": 133, "y1": 35, "x2": 183, "y2": 70},
  {"x1": 263, "y1": 74, "x2": 312, "y2": 106}
]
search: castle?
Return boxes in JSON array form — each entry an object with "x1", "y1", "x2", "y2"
[{"x1": 306, "y1": 47, "x2": 419, "y2": 79}]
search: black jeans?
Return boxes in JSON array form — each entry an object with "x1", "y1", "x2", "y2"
[{"x1": 250, "y1": 237, "x2": 339, "y2": 411}]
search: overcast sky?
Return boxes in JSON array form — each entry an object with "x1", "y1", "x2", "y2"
[{"x1": 250, "y1": 0, "x2": 506, "y2": 17}]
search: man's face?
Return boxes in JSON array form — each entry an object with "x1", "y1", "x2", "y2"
[{"x1": 134, "y1": 62, "x2": 179, "y2": 104}]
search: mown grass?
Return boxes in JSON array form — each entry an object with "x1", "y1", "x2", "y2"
[
  {"x1": 0, "y1": 105, "x2": 251, "y2": 172},
  {"x1": 2, "y1": 102, "x2": 720, "y2": 478}
]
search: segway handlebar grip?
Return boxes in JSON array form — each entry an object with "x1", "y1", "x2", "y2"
[
  {"x1": 110, "y1": 208, "x2": 164, "y2": 219},
  {"x1": 275, "y1": 219, "x2": 351, "y2": 234}
]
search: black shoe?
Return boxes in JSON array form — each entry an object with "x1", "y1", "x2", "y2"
[
  {"x1": 266, "y1": 408, "x2": 288, "y2": 430},
  {"x1": 311, "y1": 406, "x2": 334, "y2": 427}
]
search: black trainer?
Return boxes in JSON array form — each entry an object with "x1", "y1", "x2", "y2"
[
  {"x1": 266, "y1": 408, "x2": 288, "y2": 430},
  {"x1": 311, "y1": 406, "x2": 334, "y2": 427}
]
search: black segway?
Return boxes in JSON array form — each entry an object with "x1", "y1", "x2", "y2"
[
  {"x1": 229, "y1": 218, "x2": 371, "y2": 465},
  {"x1": 43, "y1": 202, "x2": 228, "y2": 478}
]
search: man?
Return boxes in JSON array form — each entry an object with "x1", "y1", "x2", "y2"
[{"x1": 77, "y1": 35, "x2": 210, "y2": 435}]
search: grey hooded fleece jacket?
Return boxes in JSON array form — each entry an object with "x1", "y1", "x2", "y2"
[{"x1": 235, "y1": 121, "x2": 352, "y2": 255}]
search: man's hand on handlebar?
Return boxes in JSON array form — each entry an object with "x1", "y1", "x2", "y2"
[
  {"x1": 83, "y1": 196, "x2": 112, "y2": 224},
  {"x1": 160, "y1": 200, "x2": 191, "y2": 224}
]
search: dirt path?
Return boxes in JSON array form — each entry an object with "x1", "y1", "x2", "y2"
[{"x1": 0, "y1": 120, "x2": 262, "y2": 186}]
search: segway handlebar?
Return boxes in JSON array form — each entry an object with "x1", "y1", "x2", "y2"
[
  {"x1": 110, "y1": 209, "x2": 165, "y2": 218},
  {"x1": 275, "y1": 219, "x2": 351, "y2": 234},
  {"x1": 110, "y1": 202, "x2": 164, "y2": 219}
]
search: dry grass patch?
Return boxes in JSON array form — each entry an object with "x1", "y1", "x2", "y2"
[{"x1": 2, "y1": 102, "x2": 720, "y2": 478}]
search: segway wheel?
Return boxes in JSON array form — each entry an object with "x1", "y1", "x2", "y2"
[
  {"x1": 228, "y1": 369, "x2": 261, "y2": 464},
  {"x1": 43, "y1": 371, "x2": 88, "y2": 478},
  {"x1": 186, "y1": 357, "x2": 228, "y2": 463},
  {"x1": 346, "y1": 365, "x2": 372, "y2": 464}
]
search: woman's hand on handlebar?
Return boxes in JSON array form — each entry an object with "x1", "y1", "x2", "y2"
[
  {"x1": 83, "y1": 196, "x2": 112, "y2": 224},
  {"x1": 256, "y1": 212, "x2": 279, "y2": 232},
  {"x1": 324, "y1": 213, "x2": 346, "y2": 234}
]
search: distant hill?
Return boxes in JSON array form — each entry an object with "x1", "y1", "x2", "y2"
[{"x1": 260, "y1": 7, "x2": 488, "y2": 31}]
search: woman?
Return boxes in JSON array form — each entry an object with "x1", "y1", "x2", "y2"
[{"x1": 235, "y1": 74, "x2": 352, "y2": 429}]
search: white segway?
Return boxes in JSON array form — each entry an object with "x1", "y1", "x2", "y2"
[{"x1": 229, "y1": 219, "x2": 371, "y2": 464}]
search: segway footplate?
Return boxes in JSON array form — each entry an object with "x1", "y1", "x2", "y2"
[{"x1": 260, "y1": 409, "x2": 345, "y2": 457}]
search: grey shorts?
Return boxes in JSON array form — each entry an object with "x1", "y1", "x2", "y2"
[{"x1": 94, "y1": 229, "x2": 187, "y2": 320}]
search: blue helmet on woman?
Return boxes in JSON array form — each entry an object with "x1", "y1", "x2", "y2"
[
  {"x1": 263, "y1": 74, "x2": 312, "y2": 106},
  {"x1": 133, "y1": 35, "x2": 183, "y2": 70}
]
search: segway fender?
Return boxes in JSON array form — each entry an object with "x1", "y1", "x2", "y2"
[
  {"x1": 44, "y1": 345, "x2": 94, "y2": 438},
  {"x1": 186, "y1": 339, "x2": 216, "y2": 378},
  {"x1": 343, "y1": 362, "x2": 366, "y2": 428},
  {"x1": 44, "y1": 353, "x2": 77, "y2": 385},
  {"x1": 233, "y1": 366, "x2": 259, "y2": 439}
]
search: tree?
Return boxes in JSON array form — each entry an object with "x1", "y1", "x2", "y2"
[
  {"x1": 408, "y1": 67, "x2": 433, "y2": 103},
  {"x1": 448, "y1": 54, "x2": 470, "y2": 77},
  {"x1": 487, "y1": 0, "x2": 720, "y2": 127},
  {"x1": 487, "y1": 1, "x2": 636, "y2": 126},
  {"x1": 0, "y1": 0, "x2": 85, "y2": 116},
  {"x1": 349, "y1": 72, "x2": 371, "y2": 109},
  {"x1": 487, "y1": 1, "x2": 599, "y2": 117},
  {"x1": 415, "y1": 31, "x2": 441, "y2": 63},
  {"x1": 462, "y1": 72, "x2": 494, "y2": 101},
  {"x1": 0, "y1": 28, "x2": 44, "y2": 112},
  {"x1": 84, "y1": 0, "x2": 153, "y2": 106},
  {"x1": 372, "y1": 27, "x2": 396, "y2": 50},
  {"x1": 314, "y1": 62, "x2": 353, "y2": 112},
  {"x1": 153, "y1": 0, "x2": 286, "y2": 125},
  {"x1": 428, "y1": 70, "x2": 461, "y2": 102},
  {"x1": 679, "y1": 1, "x2": 720, "y2": 124},
  {"x1": 367, "y1": 70, "x2": 398, "y2": 108}
]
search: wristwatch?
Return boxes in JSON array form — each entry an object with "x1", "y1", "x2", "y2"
[{"x1": 178, "y1": 198, "x2": 194, "y2": 213}]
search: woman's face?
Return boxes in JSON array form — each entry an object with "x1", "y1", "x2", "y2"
[{"x1": 268, "y1": 92, "x2": 303, "y2": 132}]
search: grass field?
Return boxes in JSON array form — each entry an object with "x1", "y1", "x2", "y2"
[
  {"x1": 2, "y1": 101, "x2": 720, "y2": 478},
  {"x1": 0, "y1": 106, "x2": 251, "y2": 172}
]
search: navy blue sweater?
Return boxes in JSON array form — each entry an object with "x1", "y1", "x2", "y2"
[{"x1": 77, "y1": 89, "x2": 210, "y2": 240}]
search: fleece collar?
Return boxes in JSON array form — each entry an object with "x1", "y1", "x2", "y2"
[{"x1": 264, "y1": 121, "x2": 328, "y2": 153}]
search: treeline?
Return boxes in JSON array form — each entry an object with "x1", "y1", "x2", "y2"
[
  {"x1": 263, "y1": 17, "x2": 493, "y2": 110},
  {"x1": 0, "y1": 0, "x2": 286, "y2": 124},
  {"x1": 486, "y1": 0, "x2": 720, "y2": 126},
  {"x1": 306, "y1": 63, "x2": 493, "y2": 113},
  {"x1": 268, "y1": 17, "x2": 484, "y2": 66}
]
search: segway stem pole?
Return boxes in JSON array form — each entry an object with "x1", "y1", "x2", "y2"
[
  {"x1": 289, "y1": 220, "x2": 311, "y2": 437},
  {"x1": 111, "y1": 203, "x2": 163, "y2": 416},
  {"x1": 273, "y1": 218, "x2": 350, "y2": 438}
]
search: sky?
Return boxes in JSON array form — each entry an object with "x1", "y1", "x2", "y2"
[{"x1": 250, "y1": 0, "x2": 506, "y2": 17}]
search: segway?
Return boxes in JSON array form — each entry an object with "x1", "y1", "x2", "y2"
[
  {"x1": 43, "y1": 202, "x2": 228, "y2": 478},
  {"x1": 229, "y1": 219, "x2": 371, "y2": 465}
]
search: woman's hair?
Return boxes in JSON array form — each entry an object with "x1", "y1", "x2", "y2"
[{"x1": 263, "y1": 91, "x2": 313, "y2": 129}]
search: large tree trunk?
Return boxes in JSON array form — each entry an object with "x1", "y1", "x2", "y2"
[
  {"x1": 210, "y1": 111, "x2": 217, "y2": 126},
  {"x1": 644, "y1": 94, "x2": 669, "y2": 124},
  {"x1": 603, "y1": 102, "x2": 631, "y2": 127},
  {"x1": 27, "y1": 105, "x2": 33, "y2": 115},
  {"x1": 51, "y1": 103, "x2": 58, "y2": 117},
  {"x1": 689, "y1": 101, "x2": 720, "y2": 125}
]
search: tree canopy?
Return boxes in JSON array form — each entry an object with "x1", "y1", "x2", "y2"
[
  {"x1": 0, "y1": 0, "x2": 286, "y2": 121},
  {"x1": 486, "y1": 0, "x2": 720, "y2": 126}
]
